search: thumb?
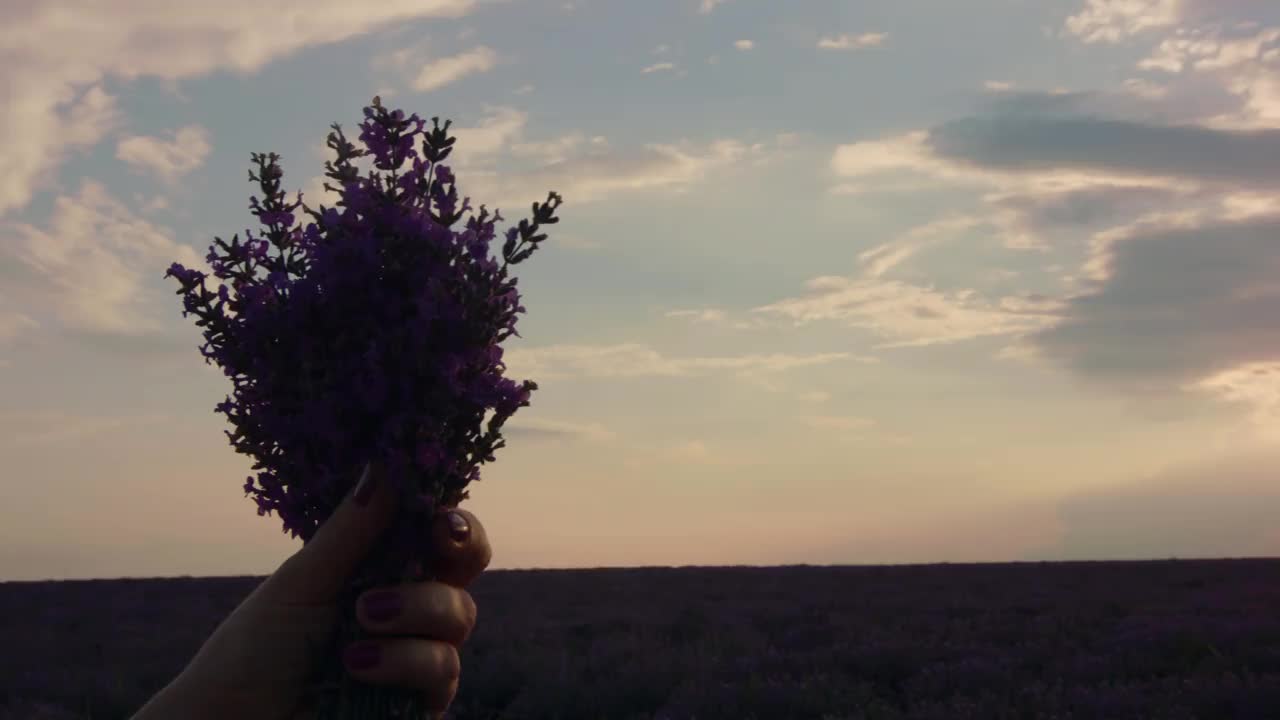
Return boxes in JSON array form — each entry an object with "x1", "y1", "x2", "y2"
[{"x1": 266, "y1": 461, "x2": 399, "y2": 605}]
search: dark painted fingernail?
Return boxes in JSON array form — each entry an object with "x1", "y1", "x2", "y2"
[
  {"x1": 361, "y1": 590, "x2": 403, "y2": 622},
  {"x1": 354, "y1": 462, "x2": 378, "y2": 506},
  {"x1": 344, "y1": 641, "x2": 381, "y2": 671},
  {"x1": 447, "y1": 511, "x2": 470, "y2": 542}
]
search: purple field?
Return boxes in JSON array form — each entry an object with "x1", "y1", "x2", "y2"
[{"x1": 4, "y1": 558, "x2": 1280, "y2": 719}]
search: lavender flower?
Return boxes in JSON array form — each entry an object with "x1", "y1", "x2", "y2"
[{"x1": 164, "y1": 95, "x2": 562, "y2": 718}]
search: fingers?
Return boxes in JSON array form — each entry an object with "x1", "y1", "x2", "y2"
[
  {"x1": 267, "y1": 461, "x2": 398, "y2": 605},
  {"x1": 356, "y1": 581, "x2": 477, "y2": 646},
  {"x1": 425, "y1": 507, "x2": 492, "y2": 588},
  {"x1": 343, "y1": 637, "x2": 460, "y2": 713}
]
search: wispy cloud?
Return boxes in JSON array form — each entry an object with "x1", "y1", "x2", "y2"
[
  {"x1": 1190, "y1": 362, "x2": 1280, "y2": 441},
  {"x1": 450, "y1": 106, "x2": 529, "y2": 158},
  {"x1": 857, "y1": 216, "x2": 988, "y2": 278},
  {"x1": 752, "y1": 275, "x2": 1063, "y2": 349},
  {"x1": 503, "y1": 343, "x2": 857, "y2": 381},
  {"x1": 665, "y1": 309, "x2": 728, "y2": 324},
  {"x1": 115, "y1": 125, "x2": 212, "y2": 182},
  {"x1": 289, "y1": 104, "x2": 774, "y2": 216},
  {"x1": 0, "y1": 410, "x2": 172, "y2": 448},
  {"x1": 503, "y1": 416, "x2": 620, "y2": 443},
  {"x1": 641, "y1": 61, "x2": 676, "y2": 74},
  {"x1": 412, "y1": 46, "x2": 499, "y2": 91},
  {"x1": 1064, "y1": 0, "x2": 1180, "y2": 44},
  {"x1": 458, "y1": 136, "x2": 779, "y2": 210},
  {"x1": 1, "y1": 179, "x2": 206, "y2": 337},
  {"x1": 817, "y1": 33, "x2": 887, "y2": 50},
  {"x1": 0, "y1": 294, "x2": 39, "y2": 345}
]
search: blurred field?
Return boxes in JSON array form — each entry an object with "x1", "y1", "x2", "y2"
[{"x1": 3, "y1": 559, "x2": 1280, "y2": 719}]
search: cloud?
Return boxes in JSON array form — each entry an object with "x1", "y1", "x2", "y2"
[
  {"x1": 0, "y1": 179, "x2": 207, "y2": 338},
  {"x1": 1139, "y1": 28, "x2": 1280, "y2": 74},
  {"x1": 1065, "y1": 0, "x2": 1271, "y2": 45},
  {"x1": 1120, "y1": 77, "x2": 1169, "y2": 99},
  {"x1": 0, "y1": 0, "x2": 488, "y2": 220},
  {"x1": 984, "y1": 184, "x2": 1190, "y2": 231},
  {"x1": 370, "y1": 38, "x2": 502, "y2": 93},
  {"x1": 1190, "y1": 361, "x2": 1280, "y2": 441},
  {"x1": 130, "y1": 192, "x2": 171, "y2": 215},
  {"x1": 817, "y1": 33, "x2": 887, "y2": 50},
  {"x1": 857, "y1": 216, "x2": 989, "y2": 278},
  {"x1": 697, "y1": 0, "x2": 728, "y2": 14},
  {"x1": 450, "y1": 106, "x2": 528, "y2": 158},
  {"x1": 797, "y1": 414, "x2": 912, "y2": 446},
  {"x1": 665, "y1": 210, "x2": 1067, "y2": 351},
  {"x1": 665, "y1": 308, "x2": 728, "y2": 324},
  {"x1": 829, "y1": 87, "x2": 1269, "y2": 193},
  {"x1": 510, "y1": 132, "x2": 594, "y2": 165},
  {"x1": 825, "y1": 74, "x2": 1280, "y2": 413},
  {"x1": 798, "y1": 414, "x2": 875, "y2": 432},
  {"x1": 0, "y1": 293, "x2": 40, "y2": 347},
  {"x1": 502, "y1": 416, "x2": 619, "y2": 443},
  {"x1": 734, "y1": 39, "x2": 753, "y2": 51},
  {"x1": 1138, "y1": 25, "x2": 1280, "y2": 129},
  {"x1": 550, "y1": 234, "x2": 605, "y2": 250},
  {"x1": 1063, "y1": 2, "x2": 1280, "y2": 128},
  {"x1": 641, "y1": 62, "x2": 676, "y2": 74},
  {"x1": 828, "y1": 89, "x2": 1277, "y2": 256},
  {"x1": 984, "y1": 80, "x2": 1014, "y2": 92},
  {"x1": 411, "y1": 45, "x2": 499, "y2": 92},
  {"x1": 458, "y1": 136, "x2": 780, "y2": 211},
  {"x1": 752, "y1": 275, "x2": 1064, "y2": 349},
  {"x1": 656, "y1": 439, "x2": 750, "y2": 467},
  {"x1": 290, "y1": 105, "x2": 776, "y2": 218},
  {"x1": 925, "y1": 112, "x2": 1280, "y2": 189},
  {"x1": 115, "y1": 125, "x2": 212, "y2": 182},
  {"x1": 1064, "y1": 0, "x2": 1180, "y2": 44},
  {"x1": 1027, "y1": 214, "x2": 1280, "y2": 394},
  {"x1": 502, "y1": 343, "x2": 857, "y2": 382},
  {"x1": 0, "y1": 83, "x2": 122, "y2": 218},
  {"x1": 1041, "y1": 445, "x2": 1280, "y2": 561},
  {"x1": 0, "y1": 409, "x2": 172, "y2": 448}
]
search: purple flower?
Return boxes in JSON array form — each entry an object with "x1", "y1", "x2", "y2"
[
  {"x1": 163, "y1": 95, "x2": 561, "y2": 716},
  {"x1": 164, "y1": 95, "x2": 559, "y2": 567}
]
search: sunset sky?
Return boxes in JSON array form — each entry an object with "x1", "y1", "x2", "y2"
[{"x1": 3, "y1": 0, "x2": 1280, "y2": 582}]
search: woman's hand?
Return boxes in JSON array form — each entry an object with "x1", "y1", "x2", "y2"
[{"x1": 132, "y1": 462, "x2": 492, "y2": 720}]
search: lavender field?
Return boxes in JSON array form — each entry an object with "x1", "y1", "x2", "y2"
[{"x1": 3, "y1": 558, "x2": 1279, "y2": 719}]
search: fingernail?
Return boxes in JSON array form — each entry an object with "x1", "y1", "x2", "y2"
[
  {"x1": 344, "y1": 641, "x2": 381, "y2": 671},
  {"x1": 361, "y1": 590, "x2": 403, "y2": 623},
  {"x1": 354, "y1": 462, "x2": 379, "y2": 506},
  {"x1": 446, "y1": 511, "x2": 470, "y2": 542}
]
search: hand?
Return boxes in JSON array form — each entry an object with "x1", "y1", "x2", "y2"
[{"x1": 131, "y1": 462, "x2": 493, "y2": 720}]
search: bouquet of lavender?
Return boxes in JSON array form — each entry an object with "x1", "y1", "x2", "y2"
[{"x1": 164, "y1": 96, "x2": 562, "y2": 718}]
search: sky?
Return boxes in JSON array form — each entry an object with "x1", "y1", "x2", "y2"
[{"x1": 2, "y1": 0, "x2": 1280, "y2": 582}]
